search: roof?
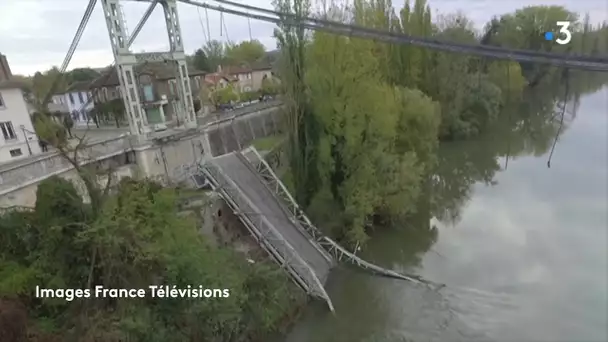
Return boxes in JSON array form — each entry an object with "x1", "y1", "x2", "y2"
[
  {"x1": 251, "y1": 62, "x2": 273, "y2": 71},
  {"x1": 224, "y1": 65, "x2": 251, "y2": 75},
  {"x1": 89, "y1": 62, "x2": 206, "y2": 88},
  {"x1": 0, "y1": 79, "x2": 27, "y2": 90},
  {"x1": 204, "y1": 73, "x2": 236, "y2": 85},
  {"x1": 223, "y1": 63, "x2": 273, "y2": 75}
]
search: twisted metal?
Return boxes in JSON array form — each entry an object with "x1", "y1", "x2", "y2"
[{"x1": 200, "y1": 157, "x2": 335, "y2": 312}]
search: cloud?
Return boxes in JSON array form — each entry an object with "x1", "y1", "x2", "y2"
[{"x1": 1, "y1": 0, "x2": 606, "y2": 75}]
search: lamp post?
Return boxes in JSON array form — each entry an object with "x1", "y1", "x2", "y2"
[{"x1": 20, "y1": 125, "x2": 33, "y2": 156}]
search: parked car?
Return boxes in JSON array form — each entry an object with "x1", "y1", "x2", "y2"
[{"x1": 218, "y1": 103, "x2": 233, "y2": 111}]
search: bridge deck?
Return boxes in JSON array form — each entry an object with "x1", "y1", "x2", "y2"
[{"x1": 202, "y1": 151, "x2": 335, "y2": 309}]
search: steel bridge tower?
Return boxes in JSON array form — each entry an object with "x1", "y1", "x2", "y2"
[{"x1": 100, "y1": 0, "x2": 197, "y2": 136}]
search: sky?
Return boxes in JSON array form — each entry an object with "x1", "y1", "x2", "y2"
[{"x1": 1, "y1": 0, "x2": 606, "y2": 76}]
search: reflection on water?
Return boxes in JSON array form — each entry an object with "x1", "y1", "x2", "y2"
[{"x1": 285, "y1": 87, "x2": 607, "y2": 342}]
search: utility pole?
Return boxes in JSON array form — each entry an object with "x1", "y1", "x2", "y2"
[{"x1": 20, "y1": 125, "x2": 33, "y2": 156}]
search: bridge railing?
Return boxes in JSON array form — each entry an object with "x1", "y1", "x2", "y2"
[
  {"x1": 0, "y1": 135, "x2": 134, "y2": 196},
  {"x1": 242, "y1": 147, "x2": 325, "y2": 240},
  {"x1": 200, "y1": 159, "x2": 334, "y2": 311}
]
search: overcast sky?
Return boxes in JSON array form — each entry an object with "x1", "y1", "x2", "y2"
[{"x1": 1, "y1": 0, "x2": 606, "y2": 76}]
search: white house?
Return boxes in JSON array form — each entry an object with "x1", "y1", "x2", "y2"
[
  {"x1": 0, "y1": 80, "x2": 42, "y2": 163},
  {"x1": 52, "y1": 81, "x2": 94, "y2": 127}
]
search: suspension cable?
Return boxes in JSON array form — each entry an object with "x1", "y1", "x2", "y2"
[
  {"x1": 170, "y1": 0, "x2": 608, "y2": 71},
  {"x1": 197, "y1": 7, "x2": 208, "y2": 45},
  {"x1": 42, "y1": 0, "x2": 98, "y2": 108},
  {"x1": 204, "y1": 0, "x2": 608, "y2": 62}
]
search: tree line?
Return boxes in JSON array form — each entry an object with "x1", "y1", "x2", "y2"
[{"x1": 274, "y1": 0, "x2": 608, "y2": 246}]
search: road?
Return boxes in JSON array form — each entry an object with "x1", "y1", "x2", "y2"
[{"x1": 212, "y1": 152, "x2": 332, "y2": 283}]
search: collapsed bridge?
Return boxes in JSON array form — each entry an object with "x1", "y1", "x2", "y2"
[{"x1": 199, "y1": 146, "x2": 435, "y2": 311}]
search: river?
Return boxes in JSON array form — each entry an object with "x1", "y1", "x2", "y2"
[{"x1": 284, "y1": 88, "x2": 607, "y2": 342}]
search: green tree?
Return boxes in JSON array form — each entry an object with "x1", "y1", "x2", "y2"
[
  {"x1": 211, "y1": 85, "x2": 238, "y2": 106},
  {"x1": 305, "y1": 3, "x2": 438, "y2": 244},
  {"x1": 225, "y1": 40, "x2": 266, "y2": 65},
  {"x1": 261, "y1": 75, "x2": 280, "y2": 95},
  {"x1": 107, "y1": 98, "x2": 125, "y2": 128},
  {"x1": 192, "y1": 48, "x2": 210, "y2": 71},
  {"x1": 202, "y1": 40, "x2": 226, "y2": 72},
  {"x1": 488, "y1": 61, "x2": 527, "y2": 102},
  {"x1": 65, "y1": 68, "x2": 100, "y2": 84},
  {"x1": 31, "y1": 67, "x2": 67, "y2": 111},
  {"x1": 273, "y1": 0, "x2": 321, "y2": 208}
]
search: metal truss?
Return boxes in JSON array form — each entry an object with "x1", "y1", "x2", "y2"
[
  {"x1": 242, "y1": 146, "x2": 442, "y2": 289},
  {"x1": 199, "y1": 159, "x2": 335, "y2": 312},
  {"x1": 100, "y1": 0, "x2": 196, "y2": 137},
  {"x1": 243, "y1": 147, "x2": 325, "y2": 242}
]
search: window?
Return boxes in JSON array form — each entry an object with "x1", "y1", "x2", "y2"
[
  {"x1": 0, "y1": 121, "x2": 16, "y2": 140},
  {"x1": 9, "y1": 148, "x2": 22, "y2": 157},
  {"x1": 143, "y1": 85, "x2": 154, "y2": 101},
  {"x1": 168, "y1": 80, "x2": 176, "y2": 95},
  {"x1": 69, "y1": 93, "x2": 75, "y2": 104},
  {"x1": 0, "y1": 92, "x2": 5, "y2": 108},
  {"x1": 78, "y1": 92, "x2": 84, "y2": 103}
]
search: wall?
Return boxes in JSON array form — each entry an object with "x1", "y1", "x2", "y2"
[
  {"x1": 0, "y1": 87, "x2": 41, "y2": 162},
  {"x1": 134, "y1": 133, "x2": 206, "y2": 185},
  {"x1": 0, "y1": 104, "x2": 285, "y2": 207},
  {"x1": 251, "y1": 69, "x2": 273, "y2": 91},
  {"x1": 0, "y1": 135, "x2": 133, "y2": 206},
  {"x1": 205, "y1": 106, "x2": 284, "y2": 156},
  {"x1": 0, "y1": 164, "x2": 136, "y2": 207}
]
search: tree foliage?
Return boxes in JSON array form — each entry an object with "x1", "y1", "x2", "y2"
[
  {"x1": 0, "y1": 177, "x2": 301, "y2": 341},
  {"x1": 276, "y1": 0, "x2": 607, "y2": 245},
  {"x1": 210, "y1": 84, "x2": 238, "y2": 106},
  {"x1": 202, "y1": 40, "x2": 226, "y2": 72},
  {"x1": 191, "y1": 48, "x2": 210, "y2": 71},
  {"x1": 225, "y1": 40, "x2": 266, "y2": 65}
]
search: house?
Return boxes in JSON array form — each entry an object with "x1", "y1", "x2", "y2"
[
  {"x1": 88, "y1": 62, "x2": 206, "y2": 127},
  {"x1": 203, "y1": 71, "x2": 237, "y2": 89},
  {"x1": 51, "y1": 81, "x2": 94, "y2": 127},
  {"x1": 222, "y1": 63, "x2": 275, "y2": 93},
  {"x1": 0, "y1": 79, "x2": 42, "y2": 162}
]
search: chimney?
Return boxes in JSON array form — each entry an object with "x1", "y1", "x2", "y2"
[
  {"x1": 217, "y1": 64, "x2": 222, "y2": 73},
  {"x1": 0, "y1": 53, "x2": 12, "y2": 81}
]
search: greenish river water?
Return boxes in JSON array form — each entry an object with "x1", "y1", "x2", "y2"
[{"x1": 284, "y1": 88, "x2": 607, "y2": 342}]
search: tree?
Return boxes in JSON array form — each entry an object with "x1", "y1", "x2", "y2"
[
  {"x1": 273, "y1": 0, "x2": 321, "y2": 209},
  {"x1": 302, "y1": 0, "x2": 440, "y2": 244},
  {"x1": 211, "y1": 84, "x2": 238, "y2": 106},
  {"x1": 192, "y1": 48, "x2": 210, "y2": 71},
  {"x1": 225, "y1": 40, "x2": 266, "y2": 65},
  {"x1": 488, "y1": 61, "x2": 527, "y2": 102},
  {"x1": 261, "y1": 75, "x2": 280, "y2": 95},
  {"x1": 107, "y1": 98, "x2": 125, "y2": 128},
  {"x1": 65, "y1": 68, "x2": 100, "y2": 84},
  {"x1": 202, "y1": 40, "x2": 226, "y2": 72},
  {"x1": 31, "y1": 67, "x2": 67, "y2": 110}
]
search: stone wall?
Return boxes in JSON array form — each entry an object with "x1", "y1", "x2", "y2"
[
  {"x1": 0, "y1": 104, "x2": 285, "y2": 207},
  {"x1": 205, "y1": 106, "x2": 284, "y2": 156}
]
